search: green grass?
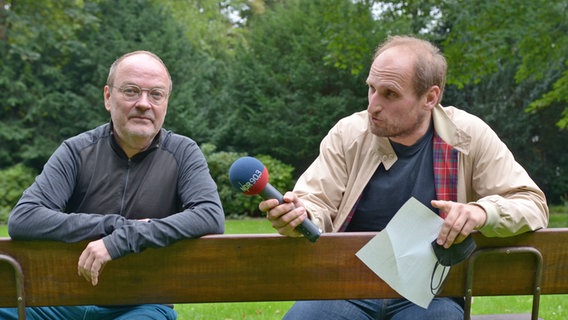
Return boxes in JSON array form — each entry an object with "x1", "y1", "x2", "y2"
[
  {"x1": 176, "y1": 301, "x2": 293, "y2": 320},
  {"x1": 471, "y1": 295, "x2": 567, "y2": 319},
  {"x1": 549, "y1": 212, "x2": 568, "y2": 228},
  {"x1": 1, "y1": 215, "x2": 567, "y2": 319},
  {"x1": 224, "y1": 218, "x2": 277, "y2": 234}
]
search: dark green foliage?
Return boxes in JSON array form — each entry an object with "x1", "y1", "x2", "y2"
[
  {"x1": 73, "y1": 0, "x2": 224, "y2": 145},
  {"x1": 444, "y1": 62, "x2": 568, "y2": 203},
  {"x1": 441, "y1": 0, "x2": 568, "y2": 128},
  {"x1": 0, "y1": 0, "x2": 105, "y2": 168},
  {"x1": 0, "y1": 0, "x2": 218, "y2": 170},
  {"x1": 219, "y1": 0, "x2": 379, "y2": 173},
  {"x1": 1, "y1": 0, "x2": 567, "y2": 205},
  {"x1": 0, "y1": 164, "x2": 37, "y2": 223},
  {"x1": 202, "y1": 144, "x2": 295, "y2": 217}
]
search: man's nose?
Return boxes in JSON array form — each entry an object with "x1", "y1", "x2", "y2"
[
  {"x1": 367, "y1": 94, "x2": 382, "y2": 112},
  {"x1": 135, "y1": 92, "x2": 153, "y2": 108}
]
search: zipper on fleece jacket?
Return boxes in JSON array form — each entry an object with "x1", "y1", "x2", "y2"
[{"x1": 119, "y1": 158, "x2": 132, "y2": 215}]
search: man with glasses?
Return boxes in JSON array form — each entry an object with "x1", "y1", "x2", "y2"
[{"x1": 1, "y1": 51, "x2": 225, "y2": 319}]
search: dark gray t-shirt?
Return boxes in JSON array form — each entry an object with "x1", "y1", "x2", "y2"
[{"x1": 346, "y1": 125, "x2": 437, "y2": 232}]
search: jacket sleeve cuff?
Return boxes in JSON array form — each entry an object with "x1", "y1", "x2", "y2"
[
  {"x1": 471, "y1": 200, "x2": 499, "y2": 234},
  {"x1": 303, "y1": 202, "x2": 331, "y2": 232},
  {"x1": 102, "y1": 236, "x2": 121, "y2": 260}
]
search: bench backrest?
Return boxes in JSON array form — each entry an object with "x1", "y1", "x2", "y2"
[{"x1": 0, "y1": 229, "x2": 567, "y2": 307}]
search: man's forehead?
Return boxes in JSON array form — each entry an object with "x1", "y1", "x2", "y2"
[
  {"x1": 118, "y1": 53, "x2": 165, "y2": 71},
  {"x1": 114, "y1": 54, "x2": 169, "y2": 84},
  {"x1": 368, "y1": 49, "x2": 413, "y2": 82}
]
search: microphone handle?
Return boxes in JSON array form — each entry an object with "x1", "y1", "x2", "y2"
[
  {"x1": 295, "y1": 217, "x2": 322, "y2": 243},
  {"x1": 260, "y1": 183, "x2": 322, "y2": 243},
  {"x1": 260, "y1": 183, "x2": 285, "y2": 203}
]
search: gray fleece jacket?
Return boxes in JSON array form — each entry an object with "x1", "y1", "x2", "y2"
[{"x1": 8, "y1": 123, "x2": 225, "y2": 259}]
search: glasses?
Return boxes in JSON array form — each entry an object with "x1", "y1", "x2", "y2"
[{"x1": 111, "y1": 84, "x2": 169, "y2": 105}]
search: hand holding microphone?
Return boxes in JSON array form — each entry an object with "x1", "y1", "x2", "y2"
[{"x1": 228, "y1": 156, "x2": 321, "y2": 242}]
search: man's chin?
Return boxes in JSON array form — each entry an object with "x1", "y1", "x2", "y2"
[
  {"x1": 125, "y1": 126, "x2": 157, "y2": 140},
  {"x1": 369, "y1": 126, "x2": 389, "y2": 137}
]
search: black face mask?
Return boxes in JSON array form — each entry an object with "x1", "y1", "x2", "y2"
[
  {"x1": 432, "y1": 235, "x2": 477, "y2": 267},
  {"x1": 430, "y1": 235, "x2": 477, "y2": 295}
]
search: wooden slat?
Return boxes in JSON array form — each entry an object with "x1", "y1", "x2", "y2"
[{"x1": 0, "y1": 228, "x2": 566, "y2": 307}]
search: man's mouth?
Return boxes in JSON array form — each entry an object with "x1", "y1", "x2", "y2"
[
  {"x1": 130, "y1": 116, "x2": 153, "y2": 122},
  {"x1": 370, "y1": 114, "x2": 382, "y2": 124}
]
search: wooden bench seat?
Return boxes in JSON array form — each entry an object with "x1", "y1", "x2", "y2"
[{"x1": 0, "y1": 228, "x2": 566, "y2": 319}]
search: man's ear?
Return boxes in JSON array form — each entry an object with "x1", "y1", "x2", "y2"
[
  {"x1": 103, "y1": 86, "x2": 111, "y2": 112},
  {"x1": 424, "y1": 85, "x2": 441, "y2": 110}
]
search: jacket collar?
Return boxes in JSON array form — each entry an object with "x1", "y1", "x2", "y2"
[
  {"x1": 431, "y1": 104, "x2": 471, "y2": 155},
  {"x1": 371, "y1": 104, "x2": 472, "y2": 169}
]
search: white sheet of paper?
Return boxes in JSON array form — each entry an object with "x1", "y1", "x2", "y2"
[{"x1": 355, "y1": 197, "x2": 448, "y2": 308}]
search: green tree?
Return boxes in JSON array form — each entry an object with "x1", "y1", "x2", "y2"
[
  {"x1": 220, "y1": 0, "x2": 384, "y2": 173},
  {"x1": 375, "y1": 0, "x2": 446, "y2": 35},
  {"x1": 438, "y1": 0, "x2": 568, "y2": 203},
  {"x1": 74, "y1": 0, "x2": 223, "y2": 145},
  {"x1": 157, "y1": 0, "x2": 249, "y2": 57},
  {"x1": 0, "y1": 0, "x2": 219, "y2": 170},
  {"x1": 441, "y1": 0, "x2": 568, "y2": 128},
  {"x1": 0, "y1": 164, "x2": 37, "y2": 222},
  {"x1": 0, "y1": 0, "x2": 102, "y2": 168},
  {"x1": 443, "y1": 61, "x2": 568, "y2": 203}
]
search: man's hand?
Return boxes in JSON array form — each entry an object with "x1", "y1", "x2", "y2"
[
  {"x1": 431, "y1": 200, "x2": 487, "y2": 248},
  {"x1": 259, "y1": 191, "x2": 306, "y2": 237},
  {"x1": 78, "y1": 239, "x2": 112, "y2": 286}
]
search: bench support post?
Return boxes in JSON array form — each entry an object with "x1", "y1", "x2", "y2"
[
  {"x1": 464, "y1": 247, "x2": 543, "y2": 320},
  {"x1": 0, "y1": 254, "x2": 26, "y2": 320}
]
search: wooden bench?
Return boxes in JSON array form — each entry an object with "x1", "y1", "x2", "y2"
[{"x1": 1, "y1": 228, "x2": 567, "y2": 320}]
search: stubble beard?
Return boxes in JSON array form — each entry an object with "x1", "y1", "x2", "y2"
[{"x1": 368, "y1": 111, "x2": 428, "y2": 141}]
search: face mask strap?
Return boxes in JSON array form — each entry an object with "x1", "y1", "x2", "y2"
[{"x1": 430, "y1": 261, "x2": 451, "y2": 295}]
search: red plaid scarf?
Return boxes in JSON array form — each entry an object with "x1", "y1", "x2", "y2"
[{"x1": 339, "y1": 131, "x2": 457, "y2": 231}]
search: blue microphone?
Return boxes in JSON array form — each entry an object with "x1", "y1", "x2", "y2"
[{"x1": 229, "y1": 156, "x2": 321, "y2": 243}]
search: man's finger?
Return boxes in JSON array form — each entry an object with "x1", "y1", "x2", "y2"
[
  {"x1": 91, "y1": 267, "x2": 99, "y2": 286},
  {"x1": 431, "y1": 200, "x2": 453, "y2": 215}
]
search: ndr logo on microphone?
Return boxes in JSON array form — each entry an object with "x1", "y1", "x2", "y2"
[{"x1": 238, "y1": 169, "x2": 263, "y2": 193}]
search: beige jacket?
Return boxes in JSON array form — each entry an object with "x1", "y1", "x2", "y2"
[{"x1": 295, "y1": 105, "x2": 549, "y2": 237}]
